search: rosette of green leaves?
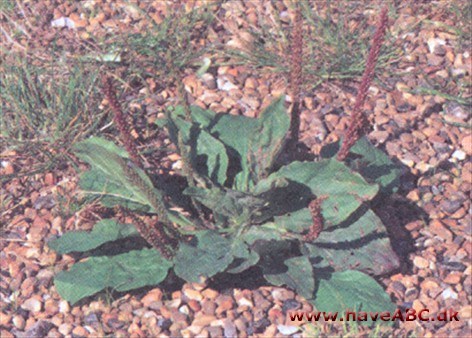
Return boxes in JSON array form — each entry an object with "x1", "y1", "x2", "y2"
[{"x1": 50, "y1": 96, "x2": 401, "y2": 323}]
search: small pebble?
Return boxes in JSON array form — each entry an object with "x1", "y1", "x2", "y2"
[
  {"x1": 223, "y1": 319, "x2": 237, "y2": 337},
  {"x1": 413, "y1": 256, "x2": 429, "y2": 269},
  {"x1": 142, "y1": 289, "x2": 163, "y2": 307},
  {"x1": 183, "y1": 288, "x2": 203, "y2": 301},
  {"x1": 58, "y1": 300, "x2": 70, "y2": 313},
  {"x1": 72, "y1": 326, "x2": 88, "y2": 338},
  {"x1": 58, "y1": 323, "x2": 73, "y2": 335},
  {"x1": 21, "y1": 297, "x2": 42, "y2": 312},
  {"x1": 442, "y1": 288, "x2": 458, "y2": 300},
  {"x1": 277, "y1": 325, "x2": 300, "y2": 335},
  {"x1": 452, "y1": 150, "x2": 467, "y2": 161},
  {"x1": 12, "y1": 315, "x2": 26, "y2": 330}
]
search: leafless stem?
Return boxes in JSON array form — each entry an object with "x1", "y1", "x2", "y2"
[{"x1": 288, "y1": 5, "x2": 303, "y2": 150}]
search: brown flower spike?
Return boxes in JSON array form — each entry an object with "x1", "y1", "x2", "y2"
[
  {"x1": 122, "y1": 209, "x2": 174, "y2": 259},
  {"x1": 101, "y1": 76, "x2": 142, "y2": 168},
  {"x1": 304, "y1": 196, "x2": 327, "y2": 241},
  {"x1": 337, "y1": 6, "x2": 389, "y2": 161}
]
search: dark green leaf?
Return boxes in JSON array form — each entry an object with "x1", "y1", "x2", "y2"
[
  {"x1": 247, "y1": 96, "x2": 289, "y2": 182},
  {"x1": 314, "y1": 270, "x2": 396, "y2": 326},
  {"x1": 54, "y1": 248, "x2": 171, "y2": 304},
  {"x1": 208, "y1": 114, "x2": 259, "y2": 191},
  {"x1": 184, "y1": 186, "x2": 268, "y2": 225},
  {"x1": 304, "y1": 209, "x2": 400, "y2": 276},
  {"x1": 74, "y1": 137, "x2": 166, "y2": 214},
  {"x1": 348, "y1": 137, "x2": 401, "y2": 193},
  {"x1": 188, "y1": 105, "x2": 217, "y2": 127},
  {"x1": 173, "y1": 231, "x2": 234, "y2": 282},
  {"x1": 320, "y1": 137, "x2": 401, "y2": 194},
  {"x1": 240, "y1": 223, "x2": 285, "y2": 244},
  {"x1": 227, "y1": 239, "x2": 260, "y2": 274},
  {"x1": 48, "y1": 219, "x2": 139, "y2": 254},
  {"x1": 167, "y1": 114, "x2": 229, "y2": 185},
  {"x1": 264, "y1": 256, "x2": 315, "y2": 300},
  {"x1": 264, "y1": 159, "x2": 378, "y2": 228},
  {"x1": 79, "y1": 169, "x2": 150, "y2": 212}
]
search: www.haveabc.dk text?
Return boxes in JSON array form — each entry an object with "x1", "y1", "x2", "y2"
[{"x1": 289, "y1": 308, "x2": 459, "y2": 322}]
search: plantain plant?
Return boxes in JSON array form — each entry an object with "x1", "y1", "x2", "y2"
[{"x1": 49, "y1": 5, "x2": 401, "y2": 325}]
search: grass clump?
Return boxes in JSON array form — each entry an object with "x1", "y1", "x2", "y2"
[{"x1": 1, "y1": 57, "x2": 104, "y2": 181}]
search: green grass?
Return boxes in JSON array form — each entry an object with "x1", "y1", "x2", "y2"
[
  {"x1": 1, "y1": 57, "x2": 106, "y2": 182},
  {"x1": 0, "y1": 0, "x2": 15, "y2": 13},
  {"x1": 90, "y1": 1, "x2": 218, "y2": 93},
  {"x1": 222, "y1": 1, "x2": 401, "y2": 90},
  {"x1": 1, "y1": 1, "x2": 219, "y2": 183}
]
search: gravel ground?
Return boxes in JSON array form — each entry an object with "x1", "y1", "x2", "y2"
[{"x1": 1, "y1": 1, "x2": 470, "y2": 337}]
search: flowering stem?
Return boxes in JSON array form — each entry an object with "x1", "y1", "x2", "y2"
[
  {"x1": 304, "y1": 196, "x2": 327, "y2": 241},
  {"x1": 337, "y1": 6, "x2": 389, "y2": 161},
  {"x1": 101, "y1": 76, "x2": 142, "y2": 168}
]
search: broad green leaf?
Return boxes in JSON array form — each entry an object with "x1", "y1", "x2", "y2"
[
  {"x1": 160, "y1": 105, "x2": 216, "y2": 129},
  {"x1": 247, "y1": 96, "x2": 289, "y2": 183},
  {"x1": 208, "y1": 114, "x2": 259, "y2": 191},
  {"x1": 78, "y1": 136, "x2": 130, "y2": 158},
  {"x1": 252, "y1": 177, "x2": 289, "y2": 196},
  {"x1": 274, "y1": 208, "x2": 312, "y2": 234},
  {"x1": 190, "y1": 106, "x2": 217, "y2": 127},
  {"x1": 240, "y1": 223, "x2": 285, "y2": 244},
  {"x1": 348, "y1": 137, "x2": 401, "y2": 193},
  {"x1": 304, "y1": 209, "x2": 400, "y2": 276},
  {"x1": 80, "y1": 169, "x2": 195, "y2": 230},
  {"x1": 184, "y1": 186, "x2": 268, "y2": 225},
  {"x1": 174, "y1": 231, "x2": 234, "y2": 282},
  {"x1": 314, "y1": 270, "x2": 396, "y2": 326},
  {"x1": 79, "y1": 169, "x2": 151, "y2": 211},
  {"x1": 320, "y1": 137, "x2": 401, "y2": 193},
  {"x1": 264, "y1": 159, "x2": 379, "y2": 228},
  {"x1": 167, "y1": 115, "x2": 229, "y2": 185},
  {"x1": 48, "y1": 219, "x2": 139, "y2": 254},
  {"x1": 209, "y1": 114, "x2": 258, "y2": 161},
  {"x1": 227, "y1": 239, "x2": 260, "y2": 274},
  {"x1": 263, "y1": 256, "x2": 315, "y2": 300},
  {"x1": 74, "y1": 137, "x2": 167, "y2": 217},
  {"x1": 54, "y1": 248, "x2": 171, "y2": 304}
]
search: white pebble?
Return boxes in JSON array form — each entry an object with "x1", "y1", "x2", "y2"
[
  {"x1": 179, "y1": 305, "x2": 190, "y2": 315},
  {"x1": 277, "y1": 325, "x2": 300, "y2": 335},
  {"x1": 427, "y1": 38, "x2": 446, "y2": 54},
  {"x1": 172, "y1": 160, "x2": 182, "y2": 170},
  {"x1": 51, "y1": 17, "x2": 76, "y2": 29},
  {"x1": 12, "y1": 315, "x2": 25, "y2": 330},
  {"x1": 217, "y1": 78, "x2": 238, "y2": 92},
  {"x1": 442, "y1": 287, "x2": 458, "y2": 300},
  {"x1": 59, "y1": 300, "x2": 70, "y2": 313},
  {"x1": 236, "y1": 297, "x2": 254, "y2": 308},
  {"x1": 452, "y1": 150, "x2": 467, "y2": 161}
]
